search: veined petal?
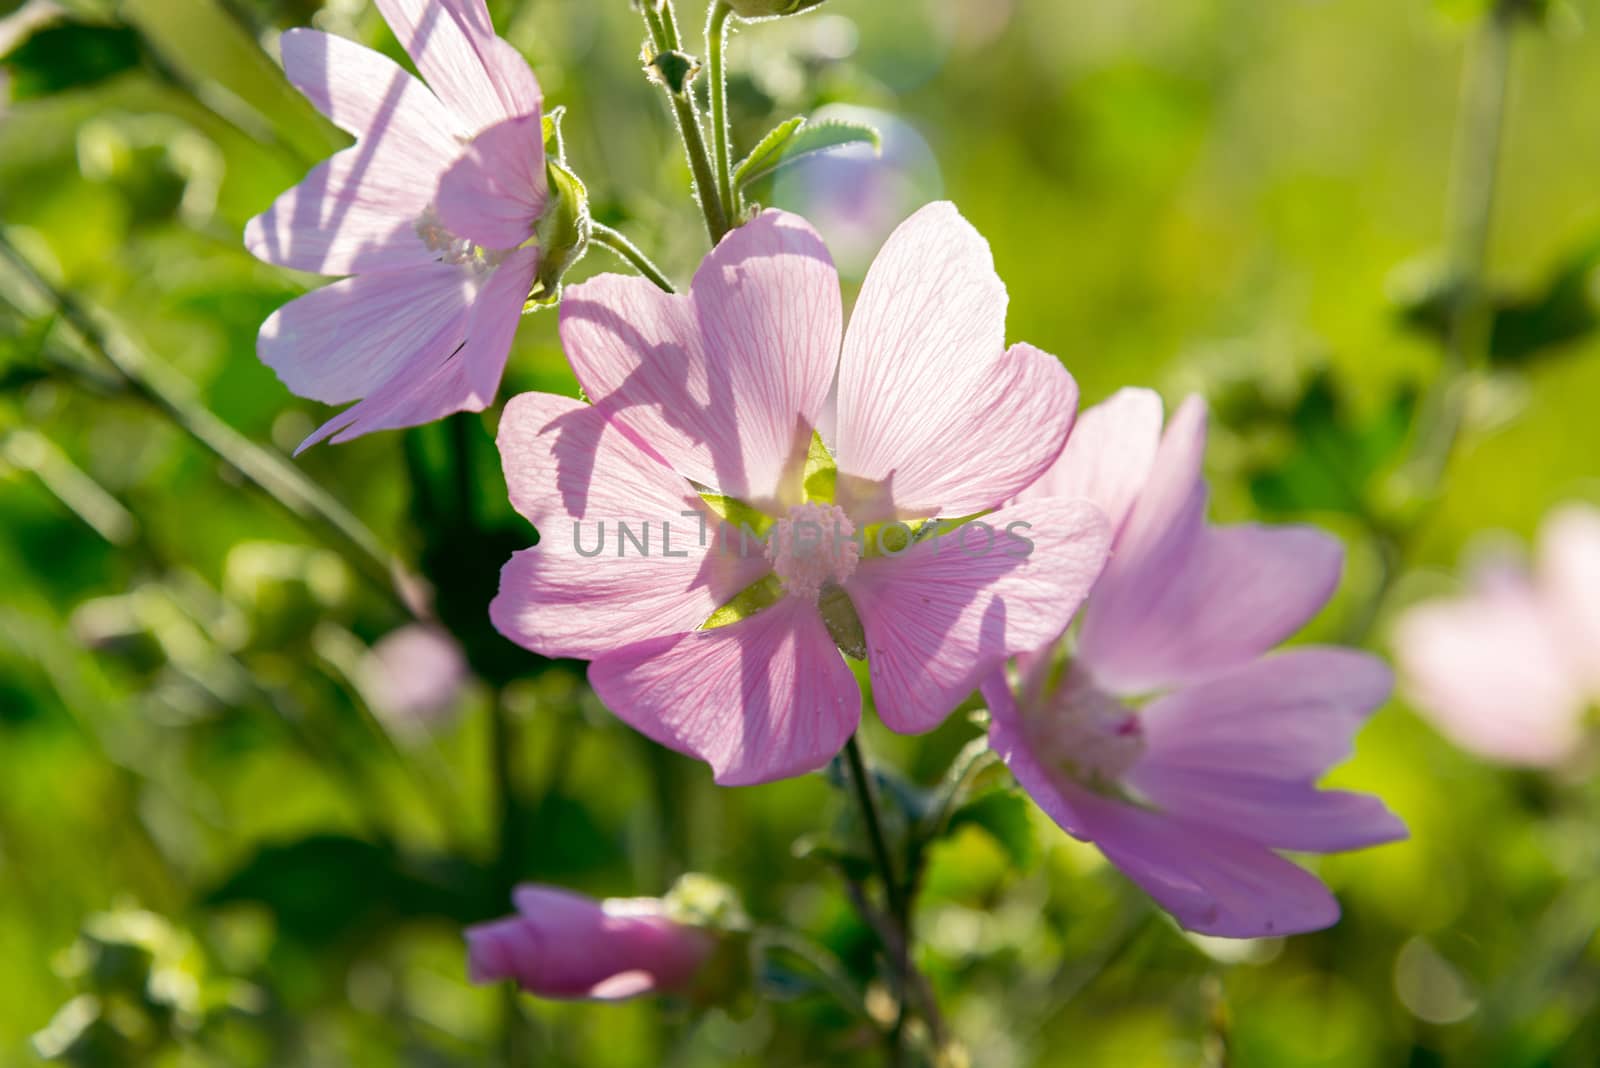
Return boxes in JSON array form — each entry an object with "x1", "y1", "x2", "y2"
[
  {"x1": 560, "y1": 211, "x2": 842, "y2": 509},
  {"x1": 259, "y1": 261, "x2": 477, "y2": 406},
  {"x1": 490, "y1": 393, "x2": 767, "y2": 661},
  {"x1": 1078, "y1": 521, "x2": 1345, "y2": 694},
  {"x1": 245, "y1": 145, "x2": 439, "y2": 276},
  {"x1": 279, "y1": 28, "x2": 464, "y2": 149},
  {"x1": 835, "y1": 203, "x2": 1078, "y2": 522},
  {"x1": 983, "y1": 674, "x2": 1091, "y2": 839},
  {"x1": 436, "y1": 112, "x2": 549, "y2": 251},
  {"x1": 850, "y1": 499, "x2": 1111, "y2": 735},
  {"x1": 1069, "y1": 789, "x2": 1342, "y2": 939},
  {"x1": 1022, "y1": 387, "x2": 1165, "y2": 542},
  {"x1": 588, "y1": 598, "x2": 862, "y2": 786},
  {"x1": 375, "y1": 0, "x2": 542, "y2": 133}
]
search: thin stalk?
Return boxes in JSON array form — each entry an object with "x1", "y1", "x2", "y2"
[
  {"x1": 1406, "y1": 0, "x2": 1516, "y2": 492},
  {"x1": 0, "y1": 232, "x2": 410, "y2": 611},
  {"x1": 591, "y1": 222, "x2": 678, "y2": 293},
  {"x1": 490, "y1": 688, "x2": 534, "y2": 1065},
  {"x1": 707, "y1": 2, "x2": 738, "y2": 222},
  {"x1": 641, "y1": 1, "x2": 730, "y2": 243},
  {"x1": 842, "y1": 736, "x2": 913, "y2": 1063}
]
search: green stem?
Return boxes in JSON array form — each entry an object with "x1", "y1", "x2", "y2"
[
  {"x1": 590, "y1": 222, "x2": 678, "y2": 293},
  {"x1": 1406, "y1": 0, "x2": 1516, "y2": 493},
  {"x1": 707, "y1": 2, "x2": 738, "y2": 223},
  {"x1": 642, "y1": 1, "x2": 731, "y2": 244},
  {"x1": 842, "y1": 736, "x2": 912, "y2": 1063},
  {"x1": 0, "y1": 231, "x2": 410, "y2": 612}
]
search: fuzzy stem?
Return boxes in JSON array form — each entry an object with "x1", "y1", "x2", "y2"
[
  {"x1": 591, "y1": 222, "x2": 678, "y2": 293},
  {"x1": 642, "y1": 1, "x2": 731, "y2": 243},
  {"x1": 707, "y1": 2, "x2": 738, "y2": 223}
]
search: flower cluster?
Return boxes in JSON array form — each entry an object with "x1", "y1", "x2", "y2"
[{"x1": 249, "y1": 0, "x2": 1406, "y2": 1008}]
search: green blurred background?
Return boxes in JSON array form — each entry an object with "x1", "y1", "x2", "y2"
[{"x1": 3, "y1": 0, "x2": 1600, "y2": 1064}]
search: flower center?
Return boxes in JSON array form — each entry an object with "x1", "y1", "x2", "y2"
[
  {"x1": 1031, "y1": 673, "x2": 1145, "y2": 790},
  {"x1": 766, "y1": 503, "x2": 861, "y2": 604},
  {"x1": 415, "y1": 206, "x2": 508, "y2": 274}
]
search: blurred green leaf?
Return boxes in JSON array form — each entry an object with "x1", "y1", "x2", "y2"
[
  {"x1": 946, "y1": 789, "x2": 1036, "y2": 871},
  {"x1": 1, "y1": 20, "x2": 144, "y2": 100}
]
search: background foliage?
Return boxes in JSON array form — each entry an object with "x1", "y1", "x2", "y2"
[{"x1": 3, "y1": 0, "x2": 1600, "y2": 1065}]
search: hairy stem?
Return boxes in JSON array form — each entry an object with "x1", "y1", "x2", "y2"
[
  {"x1": 707, "y1": 2, "x2": 738, "y2": 223},
  {"x1": 642, "y1": 1, "x2": 731, "y2": 243},
  {"x1": 591, "y1": 222, "x2": 678, "y2": 293}
]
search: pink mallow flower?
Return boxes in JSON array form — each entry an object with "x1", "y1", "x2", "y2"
[
  {"x1": 247, "y1": 0, "x2": 548, "y2": 450},
  {"x1": 491, "y1": 204, "x2": 1111, "y2": 785},
  {"x1": 1393, "y1": 504, "x2": 1600, "y2": 767},
  {"x1": 467, "y1": 886, "x2": 715, "y2": 1001},
  {"x1": 982, "y1": 389, "x2": 1407, "y2": 938}
]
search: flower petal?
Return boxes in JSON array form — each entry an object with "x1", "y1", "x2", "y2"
[
  {"x1": 436, "y1": 111, "x2": 549, "y2": 251},
  {"x1": 588, "y1": 598, "x2": 862, "y2": 786},
  {"x1": 490, "y1": 392, "x2": 767, "y2": 661},
  {"x1": 278, "y1": 28, "x2": 464, "y2": 147},
  {"x1": 1022, "y1": 387, "x2": 1165, "y2": 541},
  {"x1": 560, "y1": 211, "x2": 842, "y2": 508},
  {"x1": 245, "y1": 147, "x2": 437, "y2": 276},
  {"x1": 850, "y1": 498, "x2": 1111, "y2": 734},
  {"x1": 833, "y1": 203, "x2": 1077, "y2": 521},
  {"x1": 1540, "y1": 503, "x2": 1600, "y2": 694},
  {"x1": 375, "y1": 0, "x2": 541, "y2": 132},
  {"x1": 259, "y1": 261, "x2": 477, "y2": 407},
  {"x1": 1394, "y1": 575, "x2": 1586, "y2": 767},
  {"x1": 983, "y1": 674, "x2": 1091, "y2": 838},
  {"x1": 1069, "y1": 789, "x2": 1342, "y2": 938},
  {"x1": 1079, "y1": 519, "x2": 1344, "y2": 695}
]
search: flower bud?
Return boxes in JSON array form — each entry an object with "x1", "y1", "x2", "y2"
[
  {"x1": 729, "y1": 0, "x2": 829, "y2": 20},
  {"x1": 466, "y1": 885, "x2": 717, "y2": 1001}
]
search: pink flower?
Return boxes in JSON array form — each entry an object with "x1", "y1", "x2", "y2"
[
  {"x1": 984, "y1": 389, "x2": 1406, "y2": 938},
  {"x1": 466, "y1": 886, "x2": 715, "y2": 1001},
  {"x1": 1393, "y1": 504, "x2": 1600, "y2": 767},
  {"x1": 491, "y1": 204, "x2": 1111, "y2": 785},
  {"x1": 360, "y1": 624, "x2": 469, "y2": 733},
  {"x1": 247, "y1": 0, "x2": 547, "y2": 451}
]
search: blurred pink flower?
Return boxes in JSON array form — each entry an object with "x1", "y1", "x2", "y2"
[
  {"x1": 247, "y1": 0, "x2": 546, "y2": 450},
  {"x1": 360, "y1": 624, "x2": 469, "y2": 732},
  {"x1": 466, "y1": 886, "x2": 714, "y2": 1001},
  {"x1": 491, "y1": 204, "x2": 1111, "y2": 785},
  {"x1": 1393, "y1": 504, "x2": 1600, "y2": 767},
  {"x1": 984, "y1": 389, "x2": 1406, "y2": 938}
]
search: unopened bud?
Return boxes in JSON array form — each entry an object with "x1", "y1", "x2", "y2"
[{"x1": 728, "y1": 0, "x2": 829, "y2": 20}]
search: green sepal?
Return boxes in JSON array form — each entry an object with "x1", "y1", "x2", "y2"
[
  {"x1": 703, "y1": 574, "x2": 783, "y2": 630},
  {"x1": 818, "y1": 585, "x2": 865, "y2": 660},
  {"x1": 526, "y1": 157, "x2": 590, "y2": 308},
  {"x1": 802, "y1": 431, "x2": 837, "y2": 503}
]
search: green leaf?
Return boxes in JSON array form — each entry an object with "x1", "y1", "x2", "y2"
[
  {"x1": 734, "y1": 117, "x2": 881, "y2": 190},
  {"x1": 947, "y1": 789, "x2": 1037, "y2": 870},
  {"x1": 1, "y1": 20, "x2": 144, "y2": 100}
]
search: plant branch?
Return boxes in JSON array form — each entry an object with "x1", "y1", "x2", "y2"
[
  {"x1": 0, "y1": 230, "x2": 412, "y2": 614},
  {"x1": 641, "y1": 1, "x2": 731, "y2": 244},
  {"x1": 707, "y1": 2, "x2": 738, "y2": 223},
  {"x1": 591, "y1": 222, "x2": 678, "y2": 293}
]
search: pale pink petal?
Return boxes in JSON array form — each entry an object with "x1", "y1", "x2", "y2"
[
  {"x1": 278, "y1": 28, "x2": 464, "y2": 148},
  {"x1": 1128, "y1": 770, "x2": 1405, "y2": 853},
  {"x1": 588, "y1": 598, "x2": 862, "y2": 786},
  {"x1": 1394, "y1": 577, "x2": 1586, "y2": 767},
  {"x1": 1069, "y1": 789, "x2": 1342, "y2": 938},
  {"x1": 457, "y1": 247, "x2": 539, "y2": 399},
  {"x1": 835, "y1": 203, "x2": 1079, "y2": 521},
  {"x1": 490, "y1": 393, "x2": 767, "y2": 661},
  {"x1": 375, "y1": 0, "x2": 541, "y2": 133},
  {"x1": 560, "y1": 211, "x2": 841, "y2": 509},
  {"x1": 982, "y1": 674, "x2": 1091, "y2": 838},
  {"x1": 435, "y1": 112, "x2": 549, "y2": 251},
  {"x1": 1540, "y1": 503, "x2": 1600, "y2": 694},
  {"x1": 849, "y1": 499, "x2": 1111, "y2": 734},
  {"x1": 298, "y1": 339, "x2": 484, "y2": 451},
  {"x1": 259, "y1": 261, "x2": 476, "y2": 406},
  {"x1": 1078, "y1": 522, "x2": 1345, "y2": 695},
  {"x1": 1022, "y1": 387, "x2": 1165, "y2": 541},
  {"x1": 245, "y1": 147, "x2": 438, "y2": 276}
]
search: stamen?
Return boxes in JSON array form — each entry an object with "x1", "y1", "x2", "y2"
[{"x1": 766, "y1": 503, "x2": 861, "y2": 603}]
